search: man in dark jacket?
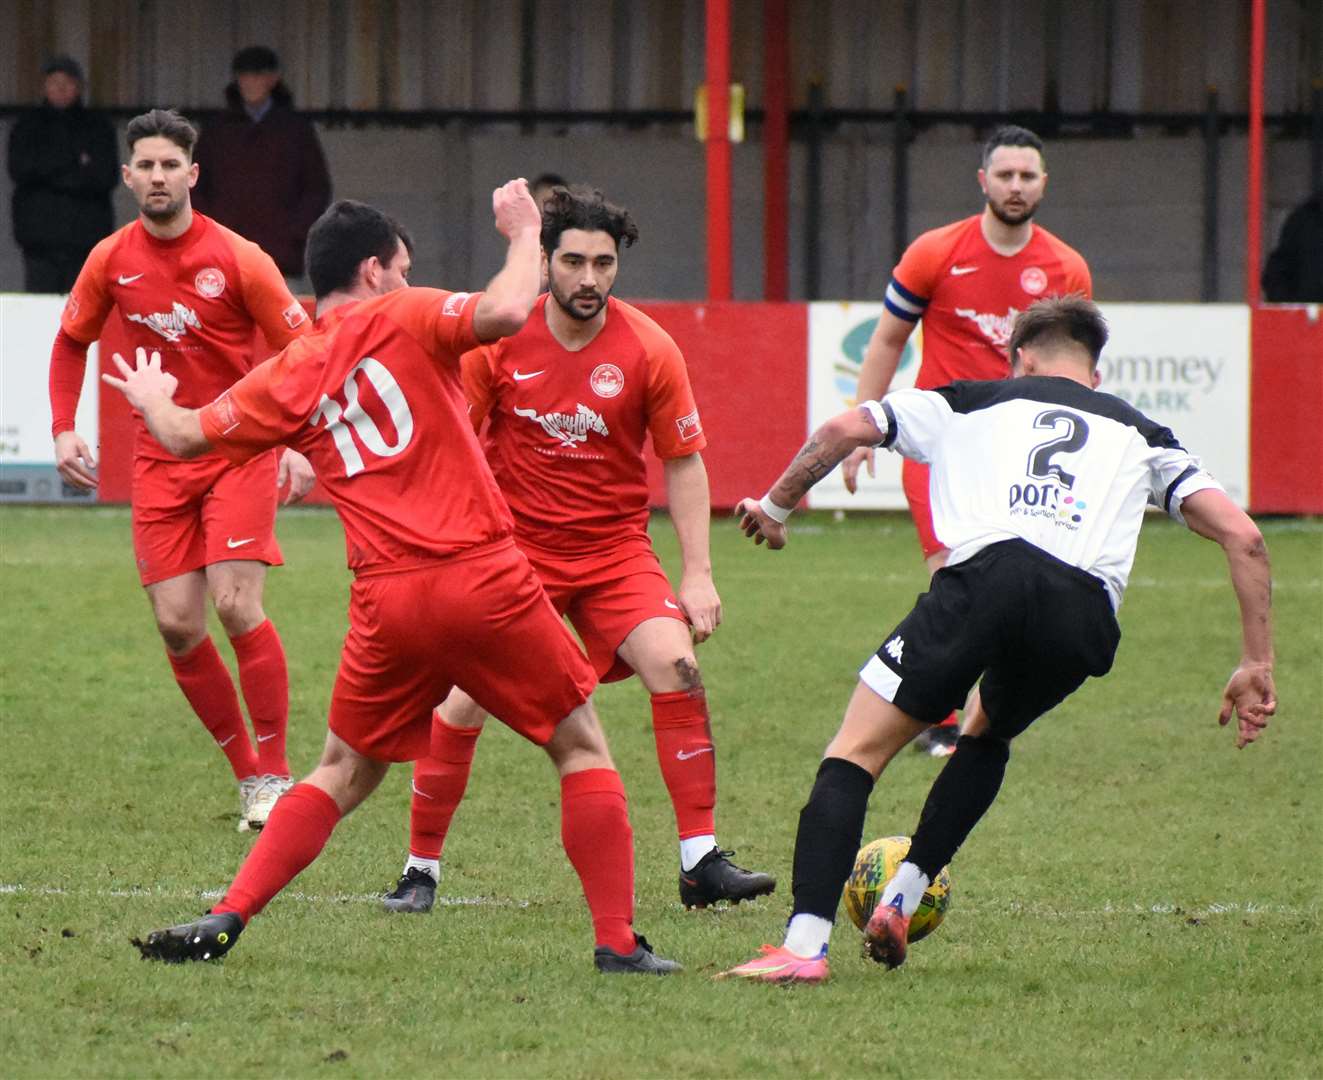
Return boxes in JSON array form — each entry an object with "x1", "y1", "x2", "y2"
[
  {"x1": 193, "y1": 46, "x2": 332, "y2": 281},
  {"x1": 1262, "y1": 190, "x2": 1323, "y2": 303},
  {"x1": 7, "y1": 55, "x2": 118, "y2": 293}
]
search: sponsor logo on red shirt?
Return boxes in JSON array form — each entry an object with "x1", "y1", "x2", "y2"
[
  {"x1": 590, "y1": 363, "x2": 625, "y2": 399},
  {"x1": 126, "y1": 302, "x2": 202, "y2": 343},
  {"x1": 676, "y1": 409, "x2": 702, "y2": 442},
  {"x1": 194, "y1": 267, "x2": 226, "y2": 299},
  {"x1": 442, "y1": 292, "x2": 471, "y2": 317},
  {"x1": 212, "y1": 392, "x2": 240, "y2": 435}
]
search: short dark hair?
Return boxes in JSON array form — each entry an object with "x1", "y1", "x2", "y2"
[
  {"x1": 125, "y1": 109, "x2": 198, "y2": 158},
  {"x1": 540, "y1": 185, "x2": 638, "y2": 255},
  {"x1": 531, "y1": 172, "x2": 567, "y2": 192},
  {"x1": 306, "y1": 200, "x2": 413, "y2": 299},
  {"x1": 1008, "y1": 295, "x2": 1108, "y2": 369},
  {"x1": 982, "y1": 125, "x2": 1046, "y2": 169}
]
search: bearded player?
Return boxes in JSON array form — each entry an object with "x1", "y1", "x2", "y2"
[
  {"x1": 380, "y1": 186, "x2": 775, "y2": 914},
  {"x1": 48, "y1": 109, "x2": 314, "y2": 829},
  {"x1": 843, "y1": 125, "x2": 1092, "y2": 756}
]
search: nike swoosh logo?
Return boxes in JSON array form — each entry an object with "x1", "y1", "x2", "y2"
[
  {"x1": 226, "y1": 537, "x2": 255, "y2": 549},
  {"x1": 949, "y1": 265, "x2": 979, "y2": 276},
  {"x1": 256, "y1": 732, "x2": 278, "y2": 742},
  {"x1": 512, "y1": 369, "x2": 546, "y2": 381},
  {"x1": 410, "y1": 780, "x2": 434, "y2": 800},
  {"x1": 676, "y1": 747, "x2": 713, "y2": 761},
  {"x1": 664, "y1": 599, "x2": 681, "y2": 610},
  {"x1": 218, "y1": 735, "x2": 236, "y2": 747},
  {"x1": 117, "y1": 273, "x2": 144, "y2": 285}
]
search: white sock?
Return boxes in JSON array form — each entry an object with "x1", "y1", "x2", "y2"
[
  {"x1": 404, "y1": 855, "x2": 440, "y2": 883},
  {"x1": 783, "y1": 914, "x2": 832, "y2": 957},
  {"x1": 880, "y1": 860, "x2": 930, "y2": 918},
  {"x1": 679, "y1": 835, "x2": 718, "y2": 872}
]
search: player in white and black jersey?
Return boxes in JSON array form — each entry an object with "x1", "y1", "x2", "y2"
[{"x1": 718, "y1": 295, "x2": 1276, "y2": 984}]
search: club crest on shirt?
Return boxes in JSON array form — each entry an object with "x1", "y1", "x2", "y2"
[
  {"x1": 589, "y1": 363, "x2": 625, "y2": 398},
  {"x1": 514, "y1": 403, "x2": 610, "y2": 448},
  {"x1": 954, "y1": 306, "x2": 1021, "y2": 350},
  {"x1": 194, "y1": 267, "x2": 226, "y2": 299},
  {"x1": 676, "y1": 409, "x2": 702, "y2": 442},
  {"x1": 125, "y1": 302, "x2": 202, "y2": 343},
  {"x1": 1020, "y1": 267, "x2": 1048, "y2": 295},
  {"x1": 282, "y1": 301, "x2": 308, "y2": 329},
  {"x1": 64, "y1": 293, "x2": 80, "y2": 320}
]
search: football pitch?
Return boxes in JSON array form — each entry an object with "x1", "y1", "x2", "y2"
[{"x1": 2, "y1": 505, "x2": 1320, "y2": 1078}]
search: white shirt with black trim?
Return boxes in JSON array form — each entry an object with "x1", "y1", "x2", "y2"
[{"x1": 860, "y1": 375, "x2": 1223, "y2": 609}]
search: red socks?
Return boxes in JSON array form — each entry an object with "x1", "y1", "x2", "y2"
[
  {"x1": 651, "y1": 690, "x2": 717, "y2": 840},
  {"x1": 213, "y1": 783, "x2": 341, "y2": 923},
  {"x1": 168, "y1": 637, "x2": 259, "y2": 780},
  {"x1": 407, "y1": 711, "x2": 481, "y2": 859},
  {"x1": 560, "y1": 768, "x2": 635, "y2": 954},
  {"x1": 230, "y1": 620, "x2": 291, "y2": 776}
]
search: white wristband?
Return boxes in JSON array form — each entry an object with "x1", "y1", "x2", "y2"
[{"x1": 758, "y1": 494, "x2": 794, "y2": 523}]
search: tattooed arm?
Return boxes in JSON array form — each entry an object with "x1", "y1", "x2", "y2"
[{"x1": 736, "y1": 406, "x2": 887, "y2": 550}]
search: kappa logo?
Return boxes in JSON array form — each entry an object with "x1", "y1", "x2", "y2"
[
  {"x1": 589, "y1": 363, "x2": 624, "y2": 398},
  {"x1": 883, "y1": 635, "x2": 905, "y2": 663},
  {"x1": 954, "y1": 306, "x2": 1021, "y2": 350},
  {"x1": 125, "y1": 302, "x2": 201, "y2": 343},
  {"x1": 282, "y1": 301, "x2": 308, "y2": 329},
  {"x1": 194, "y1": 267, "x2": 226, "y2": 298},
  {"x1": 442, "y1": 292, "x2": 472, "y2": 317},
  {"x1": 1020, "y1": 266, "x2": 1048, "y2": 295},
  {"x1": 515, "y1": 403, "x2": 610, "y2": 448}
]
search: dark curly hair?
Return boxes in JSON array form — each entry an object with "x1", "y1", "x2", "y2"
[{"x1": 540, "y1": 185, "x2": 639, "y2": 255}]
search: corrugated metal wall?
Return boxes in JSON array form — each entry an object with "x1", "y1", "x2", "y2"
[{"x1": 4, "y1": 0, "x2": 1320, "y2": 114}]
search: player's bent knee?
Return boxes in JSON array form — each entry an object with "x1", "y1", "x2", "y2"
[
  {"x1": 672, "y1": 656, "x2": 703, "y2": 691},
  {"x1": 953, "y1": 733, "x2": 1010, "y2": 763},
  {"x1": 544, "y1": 703, "x2": 614, "y2": 775},
  {"x1": 154, "y1": 615, "x2": 207, "y2": 655}
]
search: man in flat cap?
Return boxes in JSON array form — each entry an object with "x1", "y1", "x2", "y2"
[{"x1": 193, "y1": 46, "x2": 332, "y2": 286}]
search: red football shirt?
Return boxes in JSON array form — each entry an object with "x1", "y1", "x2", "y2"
[
  {"x1": 462, "y1": 294, "x2": 705, "y2": 550},
  {"x1": 199, "y1": 288, "x2": 514, "y2": 573},
  {"x1": 884, "y1": 215, "x2": 1092, "y2": 389},
  {"x1": 62, "y1": 212, "x2": 309, "y2": 460}
]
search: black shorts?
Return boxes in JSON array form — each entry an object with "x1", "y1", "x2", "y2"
[{"x1": 859, "y1": 539, "x2": 1121, "y2": 739}]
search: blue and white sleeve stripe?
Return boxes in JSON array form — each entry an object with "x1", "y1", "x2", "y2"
[{"x1": 883, "y1": 277, "x2": 928, "y2": 323}]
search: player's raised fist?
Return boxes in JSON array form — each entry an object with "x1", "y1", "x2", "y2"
[
  {"x1": 492, "y1": 178, "x2": 541, "y2": 240},
  {"x1": 735, "y1": 497, "x2": 787, "y2": 550}
]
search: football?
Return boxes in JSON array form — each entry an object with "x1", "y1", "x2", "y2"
[{"x1": 842, "y1": 836, "x2": 952, "y2": 942}]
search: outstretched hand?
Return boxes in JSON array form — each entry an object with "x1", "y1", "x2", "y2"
[
  {"x1": 277, "y1": 449, "x2": 316, "y2": 505},
  {"x1": 841, "y1": 446, "x2": 875, "y2": 494},
  {"x1": 102, "y1": 347, "x2": 178, "y2": 411},
  {"x1": 735, "y1": 497, "x2": 787, "y2": 550},
  {"x1": 1218, "y1": 662, "x2": 1276, "y2": 748},
  {"x1": 492, "y1": 178, "x2": 541, "y2": 240}
]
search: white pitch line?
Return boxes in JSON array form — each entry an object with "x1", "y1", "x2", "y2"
[
  {"x1": 0, "y1": 883, "x2": 1312, "y2": 919},
  {"x1": 0, "y1": 882, "x2": 529, "y2": 909}
]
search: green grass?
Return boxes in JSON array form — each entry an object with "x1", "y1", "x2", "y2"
[{"x1": 2, "y1": 505, "x2": 1320, "y2": 1078}]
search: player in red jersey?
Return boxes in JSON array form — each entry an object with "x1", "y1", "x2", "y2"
[
  {"x1": 379, "y1": 186, "x2": 774, "y2": 915},
  {"x1": 48, "y1": 109, "x2": 314, "y2": 828},
  {"x1": 117, "y1": 191, "x2": 680, "y2": 974},
  {"x1": 843, "y1": 125, "x2": 1092, "y2": 756}
]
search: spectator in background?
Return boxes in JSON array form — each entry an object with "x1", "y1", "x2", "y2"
[
  {"x1": 1262, "y1": 189, "x2": 1323, "y2": 302},
  {"x1": 7, "y1": 55, "x2": 118, "y2": 293},
  {"x1": 193, "y1": 45, "x2": 331, "y2": 284},
  {"x1": 531, "y1": 172, "x2": 567, "y2": 211}
]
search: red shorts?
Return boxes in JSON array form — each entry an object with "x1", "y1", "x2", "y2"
[
  {"x1": 131, "y1": 451, "x2": 282, "y2": 586},
  {"x1": 328, "y1": 539, "x2": 596, "y2": 762},
  {"x1": 522, "y1": 534, "x2": 687, "y2": 683},
  {"x1": 901, "y1": 458, "x2": 944, "y2": 559}
]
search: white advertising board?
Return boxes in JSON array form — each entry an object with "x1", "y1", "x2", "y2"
[
  {"x1": 806, "y1": 301, "x2": 1249, "y2": 509},
  {"x1": 0, "y1": 294, "x2": 100, "y2": 500}
]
